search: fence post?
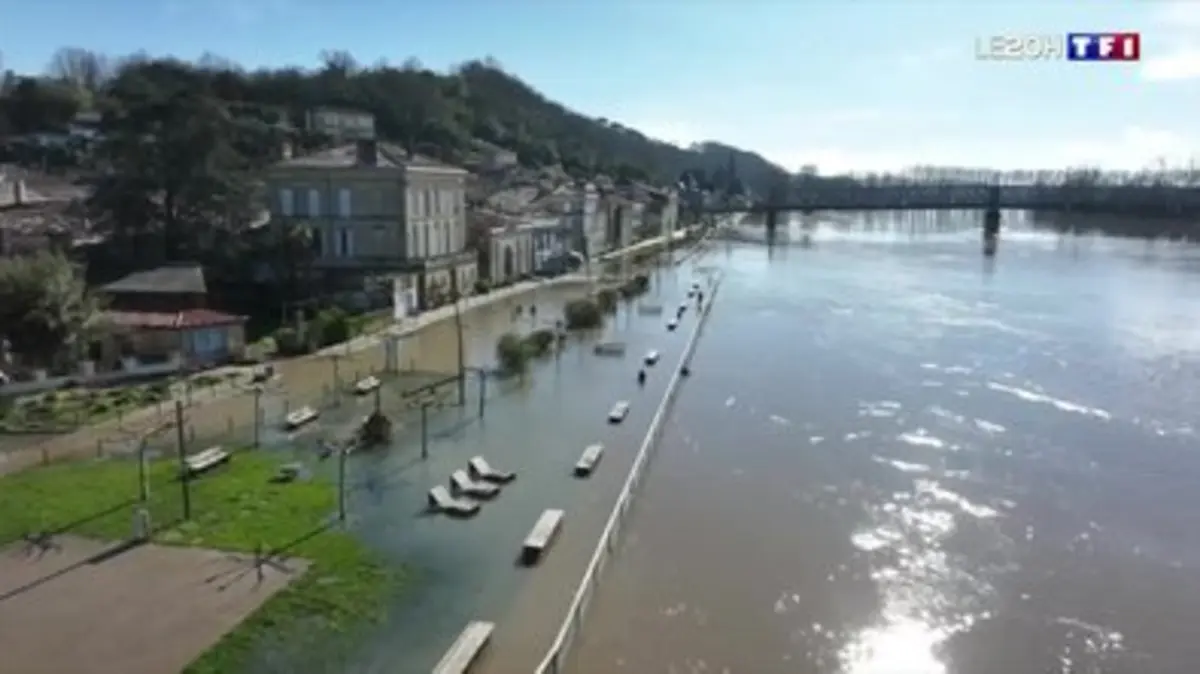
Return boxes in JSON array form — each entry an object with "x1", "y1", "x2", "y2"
[
  {"x1": 420, "y1": 403, "x2": 430, "y2": 460},
  {"x1": 373, "y1": 385, "x2": 382, "y2": 414},
  {"x1": 174, "y1": 400, "x2": 191, "y2": 520}
]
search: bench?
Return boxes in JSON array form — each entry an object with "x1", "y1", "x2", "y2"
[
  {"x1": 522, "y1": 508, "x2": 565, "y2": 565},
  {"x1": 608, "y1": 400, "x2": 630, "y2": 423},
  {"x1": 354, "y1": 375, "x2": 381, "y2": 395},
  {"x1": 575, "y1": 444, "x2": 604, "y2": 477},
  {"x1": 468, "y1": 456, "x2": 516, "y2": 483},
  {"x1": 428, "y1": 485, "x2": 481, "y2": 517},
  {"x1": 432, "y1": 620, "x2": 495, "y2": 674},
  {"x1": 450, "y1": 470, "x2": 500, "y2": 499},
  {"x1": 593, "y1": 341, "x2": 627, "y2": 357},
  {"x1": 644, "y1": 350, "x2": 660, "y2": 366},
  {"x1": 181, "y1": 446, "x2": 230, "y2": 478},
  {"x1": 666, "y1": 319, "x2": 679, "y2": 331},
  {"x1": 283, "y1": 405, "x2": 319, "y2": 430}
]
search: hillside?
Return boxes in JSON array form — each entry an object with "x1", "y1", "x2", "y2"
[{"x1": 0, "y1": 51, "x2": 790, "y2": 195}]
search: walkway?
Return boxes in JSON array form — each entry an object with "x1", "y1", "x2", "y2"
[{"x1": 340, "y1": 259, "x2": 710, "y2": 673}]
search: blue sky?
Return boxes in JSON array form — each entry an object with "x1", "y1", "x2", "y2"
[{"x1": 2, "y1": 0, "x2": 1198, "y2": 173}]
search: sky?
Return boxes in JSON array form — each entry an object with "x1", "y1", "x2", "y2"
[{"x1": 2, "y1": 0, "x2": 1198, "y2": 174}]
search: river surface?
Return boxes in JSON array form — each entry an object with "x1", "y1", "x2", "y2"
[{"x1": 566, "y1": 216, "x2": 1200, "y2": 674}]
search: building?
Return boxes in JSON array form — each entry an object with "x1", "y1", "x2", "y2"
[
  {"x1": 304, "y1": 107, "x2": 376, "y2": 141},
  {"x1": 484, "y1": 221, "x2": 534, "y2": 285},
  {"x1": 97, "y1": 264, "x2": 247, "y2": 368},
  {"x1": 266, "y1": 140, "x2": 476, "y2": 311},
  {"x1": 0, "y1": 175, "x2": 94, "y2": 256},
  {"x1": 547, "y1": 183, "x2": 607, "y2": 259}
]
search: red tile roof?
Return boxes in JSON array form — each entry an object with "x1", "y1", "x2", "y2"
[{"x1": 103, "y1": 308, "x2": 246, "y2": 330}]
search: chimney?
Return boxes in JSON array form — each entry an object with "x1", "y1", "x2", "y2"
[
  {"x1": 356, "y1": 139, "x2": 378, "y2": 166},
  {"x1": 14, "y1": 180, "x2": 26, "y2": 206}
]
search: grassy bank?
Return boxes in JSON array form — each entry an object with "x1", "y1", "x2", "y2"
[{"x1": 0, "y1": 452, "x2": 405, "y2": 674}]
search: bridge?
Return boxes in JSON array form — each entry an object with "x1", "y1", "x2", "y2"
[
  {"x1": 704, "y1": 182, "x2": 1200, "y2": 215},
  {"x1": 700, "y1": 181, "x2": 1200, "y2": 247}
]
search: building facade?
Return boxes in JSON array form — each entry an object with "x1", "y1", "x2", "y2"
[{"x1": 266, "y1": 140, "x2": 476, "y2": 311}]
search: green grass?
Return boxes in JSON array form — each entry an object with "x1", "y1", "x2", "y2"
[{"x1": 0, "y1": 452, "x2": 406, "y2": 674}]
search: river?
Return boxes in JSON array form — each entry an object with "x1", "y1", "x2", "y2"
[{"x1": 565, "y1": 215, "x2": 1200, "y2": 674}]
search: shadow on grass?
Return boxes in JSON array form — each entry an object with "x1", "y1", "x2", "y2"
[
  {"x1": 0, "y1": 497, "x2": 139, "y2": 548},
  {"x1": 203, "y1": 521, "x2": 333, "y2": 594}
]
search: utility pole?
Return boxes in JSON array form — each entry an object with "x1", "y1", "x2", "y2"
[
  {"x1": 252, "y1": 385, "x2": 262, "y2": 448},
  {"x1": 337, "y1": 448, "x2": 348, "y2": 522},
  {"x1": 174, "y1": 400, "x2": 191, "y2": 520},
  {"x1": 420, "y1": 402, "x2": 430, "y2": 460},
  {"x1": 454, "y1": 294, "x2": 466, "y2": 405}
]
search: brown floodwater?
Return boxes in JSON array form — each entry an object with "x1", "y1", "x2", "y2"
[{"x1": 564, "y1": 219, "x2": 1200, "y2": 674}]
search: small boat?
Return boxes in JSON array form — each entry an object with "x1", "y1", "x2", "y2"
[
  {"x1": 644, "y1": 350, "x2": 660, "y2": 366},
  {"x1": 593, "y1": 342, "x2": 627, "y2": 356},
  {"x1": 284, "y1": 405, "x2": 319, "y2": 430},
  {"x1": 608, "y1": 400, "x2": 630, "y2": 423},
  {"x1": 354, "y1": 375, "x2": 381, "y2": 395}
]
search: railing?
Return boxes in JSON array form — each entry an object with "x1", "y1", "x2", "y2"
[{"x1": 534, "y1": 272, "x2": 723, "y2": 674}]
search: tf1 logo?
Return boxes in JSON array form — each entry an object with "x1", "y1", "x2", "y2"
[{"x1": 975, "y1": 33, "x2": 1141, "y2": 62}]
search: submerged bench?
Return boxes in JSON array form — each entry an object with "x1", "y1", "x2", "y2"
[
  {"x1": 666, "y1": 319, "x2": 678, "y2": 331},
  {"x1": 608, "y1": 400, "x2": 630, "y2": 424},
  {"x1": 575, "y1": 444, "x2": 604, "y2": 477},
  {"x1": 181, "y1": 446, "x2": 230, "y2": 478},
  {"x1": 283, "y1": 405, "x2": 319, "y2": 430},
  {"x1": 644, "y1": 350, "x2": 660, "y2": 366},
  {"x1": 354, "y1": 375, "x2": 381, "y2": 395},
  {"x1": 428, "y1": 485, "x2": 481, "y2": 517},
  {"x1": 522, "y1": 508, "x2": 565, "y2": 565},
  {"x1": 468, "y1": 456, "x2": 516, "y2": 483},
  {"x1": 432, "y1": 620, "x2": 495, "y2": 674},
  {"x1": 450, "y1": 470, "x2": 500, "y2": 499}
]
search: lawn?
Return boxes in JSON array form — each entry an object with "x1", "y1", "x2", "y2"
[{"x1": 0, "y1": 451, "x2": 406, "y2": 674}]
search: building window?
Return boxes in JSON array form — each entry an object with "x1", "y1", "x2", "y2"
[
  {"x1": 308, "y1": 189, "x2": 321, "y2": 217},
  {"x1": 423, "y1": 223, "x2": 431, "y2": 257},
  {"x1": 279, "y1": 188, "x2": 294, "y2": 216},
  {"x1": 424, "y1": 189, "x2": 433, "y2": 217},
  {"x1": 414, "y1": 225, "x2": 423, "y2": 258},
  {"x1": 338, "y1": 188, "x2": 352, "y2": 218},
  {"x1": 443, "y1": 221, "x2": 451, "y2": 253}
]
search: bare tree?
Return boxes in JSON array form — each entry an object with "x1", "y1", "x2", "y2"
[{"x1": 46, "y1": 47, "x2": 111, "y2": 92}]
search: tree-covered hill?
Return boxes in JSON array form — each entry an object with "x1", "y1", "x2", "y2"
[{"x1": 0, "y1": 49, "x2": 790, "y2": 195}]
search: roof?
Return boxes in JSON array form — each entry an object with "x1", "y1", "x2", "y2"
[
  {"x1": 103, "y1": 264, "x2": 207, "y2": 295},
  {"x1": 103, "y1": 308, "x2": 246, "y2": 331},
  {"x1": 273, "y1": 142, "x2": 466, "y2": 173}
]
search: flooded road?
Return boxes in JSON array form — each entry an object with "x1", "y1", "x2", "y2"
[{"x1": 566, "y1": 218, "x2": 1200, "y2": 674}]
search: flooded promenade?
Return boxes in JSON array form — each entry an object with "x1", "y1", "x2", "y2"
[
  {"x1": 566, "y1": 218, "x2": 1200, "y2": 674},
  {"x1": 330, "y1": 259, "x2": 715, "y2": 673}
]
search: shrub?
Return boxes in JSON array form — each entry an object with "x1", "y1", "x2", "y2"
[
  {"x1": 563, "y1": 298, "x2": 604, "y2": 330},
  {"x1": 523, "y1": 328, "x2": 557, "y2": 357},
  {"x1": 619, "y1": 273, "x2": 650, "y2": 298},
  {"x1": 495, "y1": 333, "x2": 530, "y2": 374},
  {"x1": 594, "y1": 289, "x2": 619, "y2": 313},
  {"x1": 273, "y1": 326, "x2": 310, "y2": 356},
  {"x1": 474, "y1": 279, "x2": 491, "y2": 295},
  {"x1": 313, "y1": 307, "x2": 352, "y2": 347}
]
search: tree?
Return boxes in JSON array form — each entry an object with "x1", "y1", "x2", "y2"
[
  {"x1": 89, "y1": 59, "x2": 272, "y2": 267},
  {"x1": 1, "y1": 77, "x2": 81, "y2": 134},
  {"x1": 46, "y1": 47, "x2": 111, "y2": 93},
  {"x1": 0, "y1": 253, "x2": 100, "y2": 368}
]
